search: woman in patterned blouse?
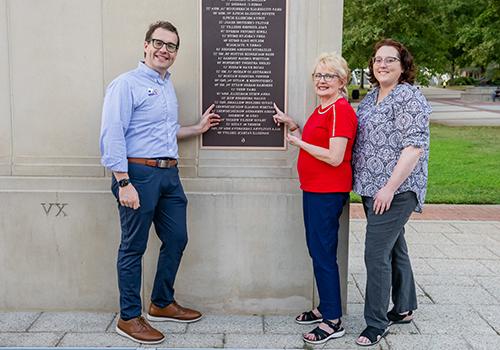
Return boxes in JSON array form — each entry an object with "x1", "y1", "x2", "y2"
[
  {"x1": 273, "y1": 52, "x2": 357, "y2": 345},
  {"x1": 353, "y1": 39, "x2": 431, "y2": 347}
]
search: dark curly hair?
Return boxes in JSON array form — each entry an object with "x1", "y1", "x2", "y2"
[{"x1": 368, "y1": 39, "x2": 415, "y2": 86}]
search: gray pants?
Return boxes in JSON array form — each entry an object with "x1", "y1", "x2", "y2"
[{"x1": 362, "y1": 191, "x2": 418, "y2": 329}]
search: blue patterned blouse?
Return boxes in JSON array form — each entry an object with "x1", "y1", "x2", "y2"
[{"x1": 352, "y1": 83, "x2": 432, "y2": 212}]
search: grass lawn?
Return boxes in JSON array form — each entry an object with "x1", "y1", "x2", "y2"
[
  {"x1": 350, "y1": 124, "x2": 500, "y2": 204},
  {"x1": 426, "y1": 124, "x2": 500, "y2": 204}
]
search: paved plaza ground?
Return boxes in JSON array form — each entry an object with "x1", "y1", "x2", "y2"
[
  {"x1": 422, "y1": 87, "x2": 500, "y2": 126},
  {"x1": 1, "y1": 215, "x2": 500, "y2": 349}
]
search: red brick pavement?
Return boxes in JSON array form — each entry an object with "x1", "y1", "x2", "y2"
[{"x1": 350, "y1": 203, "x2": 500, "y2": 221}]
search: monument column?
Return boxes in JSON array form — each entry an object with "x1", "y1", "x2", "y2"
[{"x1": 0, "y1": 0, "x2": 348, "y2": 314}]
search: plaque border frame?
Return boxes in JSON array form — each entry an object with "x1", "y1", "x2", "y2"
[{"x1": 199, "y1": 0, "x2": 289, "y2": 150}]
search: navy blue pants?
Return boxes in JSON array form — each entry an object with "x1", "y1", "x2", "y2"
[
  {"x1": 303, "y1": 191, "x2": 349, "y2": 320},
  {"x1": 112, "y1": 163, "x2": 188, "y2": 320}
]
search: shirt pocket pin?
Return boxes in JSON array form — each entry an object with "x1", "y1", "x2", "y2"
[{"x1": 147, "y1": 88, "x2": 158, "y2": 96}]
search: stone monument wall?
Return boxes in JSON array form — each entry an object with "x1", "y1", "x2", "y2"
[{"x1": 0, "y1": 0, "x2": 347, "y2": 314}]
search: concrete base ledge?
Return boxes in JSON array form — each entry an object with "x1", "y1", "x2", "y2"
[
  {"x1": 0, "y1": 176, "x2": 302, "y2": 194},
  {"x1": 0, "y1": 176, "x2": 349, "y2": 315}
]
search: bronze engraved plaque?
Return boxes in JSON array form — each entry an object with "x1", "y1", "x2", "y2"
[{"x1": 201, "y1": 0, "x2": 287, "y2": 149}]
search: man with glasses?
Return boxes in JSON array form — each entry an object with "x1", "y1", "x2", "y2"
[{"x1": 100, "y1": 20, "x2": 220, "y2": 344}]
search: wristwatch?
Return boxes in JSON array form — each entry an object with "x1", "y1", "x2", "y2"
[{"x1": 118, "y1": 178, "x2": 130, "y2": 187}]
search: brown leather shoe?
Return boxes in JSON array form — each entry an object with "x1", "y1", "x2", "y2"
[
  {"x1": 115, "y1": 316, "x2": 165, "y2": 344},
  {"x1": 147, "y1": 301, "x2": 202, "y2": 323}
]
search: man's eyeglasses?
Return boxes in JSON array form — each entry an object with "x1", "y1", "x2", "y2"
[
  {"x1": 149, "y1": 39, "x2": 178, "y2": 53},
  {"x1": 312, "y1": 73, "x2": 339, "y2": 82},
  {"x1": 372, "y1": 56, "x2": 400, "y2": 65}
]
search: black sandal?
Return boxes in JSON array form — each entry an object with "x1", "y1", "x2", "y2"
[
  {"x1": 302, "y1": 319, "x2": 345, "y2": 345},
  {"x1": 355, "y1": 326, "x2": 388, "y2": 347},
  {"x1": 387, "y1": 309, "x2": 413, "y2": 326},
  {"x1": 295, "y1": 310, "x2": 322, "y2": 325}
]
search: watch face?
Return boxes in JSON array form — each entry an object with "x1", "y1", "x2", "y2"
[{"x1": 119, "y1": 179, "x2": 130, "y2": 187}]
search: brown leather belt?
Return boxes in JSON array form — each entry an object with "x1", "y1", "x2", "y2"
[{"x1": 128, "y1": 157, "x2": 178, "y2": 168}]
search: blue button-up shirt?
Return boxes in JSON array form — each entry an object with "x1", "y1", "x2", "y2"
[{"x1": 100, "y1": 62, "x2": 180, "y2": 172}]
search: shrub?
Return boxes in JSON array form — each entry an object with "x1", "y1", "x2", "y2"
[{"x1": 448, "y1": 76, "x2": 478, "y2": 86}]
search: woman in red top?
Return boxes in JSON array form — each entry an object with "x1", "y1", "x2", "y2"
[{"x1": 273, "y1": 52, "x2": 357, "y2": 345}]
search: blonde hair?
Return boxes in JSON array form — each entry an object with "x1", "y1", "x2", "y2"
[{"x1": 313, "y1": 52, "x2": 350, "y2": 98}]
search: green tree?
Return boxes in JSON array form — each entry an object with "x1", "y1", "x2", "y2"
[
  {"x1": 456, "y1": 0, "x2": 500, "y2": 74},
  {"x1": 435, "y1": 0, "x2": 491, "y2": 78},
  {"x1": 343, "y1": 0, "x2": 447, "y2": 87},
  {"x1": 342, "y1": 0, "x2": 499, "y2": 85}
]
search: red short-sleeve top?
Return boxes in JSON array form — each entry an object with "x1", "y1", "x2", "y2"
[{"x1": 297, "y1": 97, "x2": 358, "y2": 193}]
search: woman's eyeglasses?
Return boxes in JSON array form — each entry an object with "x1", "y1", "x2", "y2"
[
  {"x1": 372, "y1": 56, "x2": 400, "y2": 65},
  {"x1": 312, "y1": 73, "x2": 339, "y2": 82}
]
